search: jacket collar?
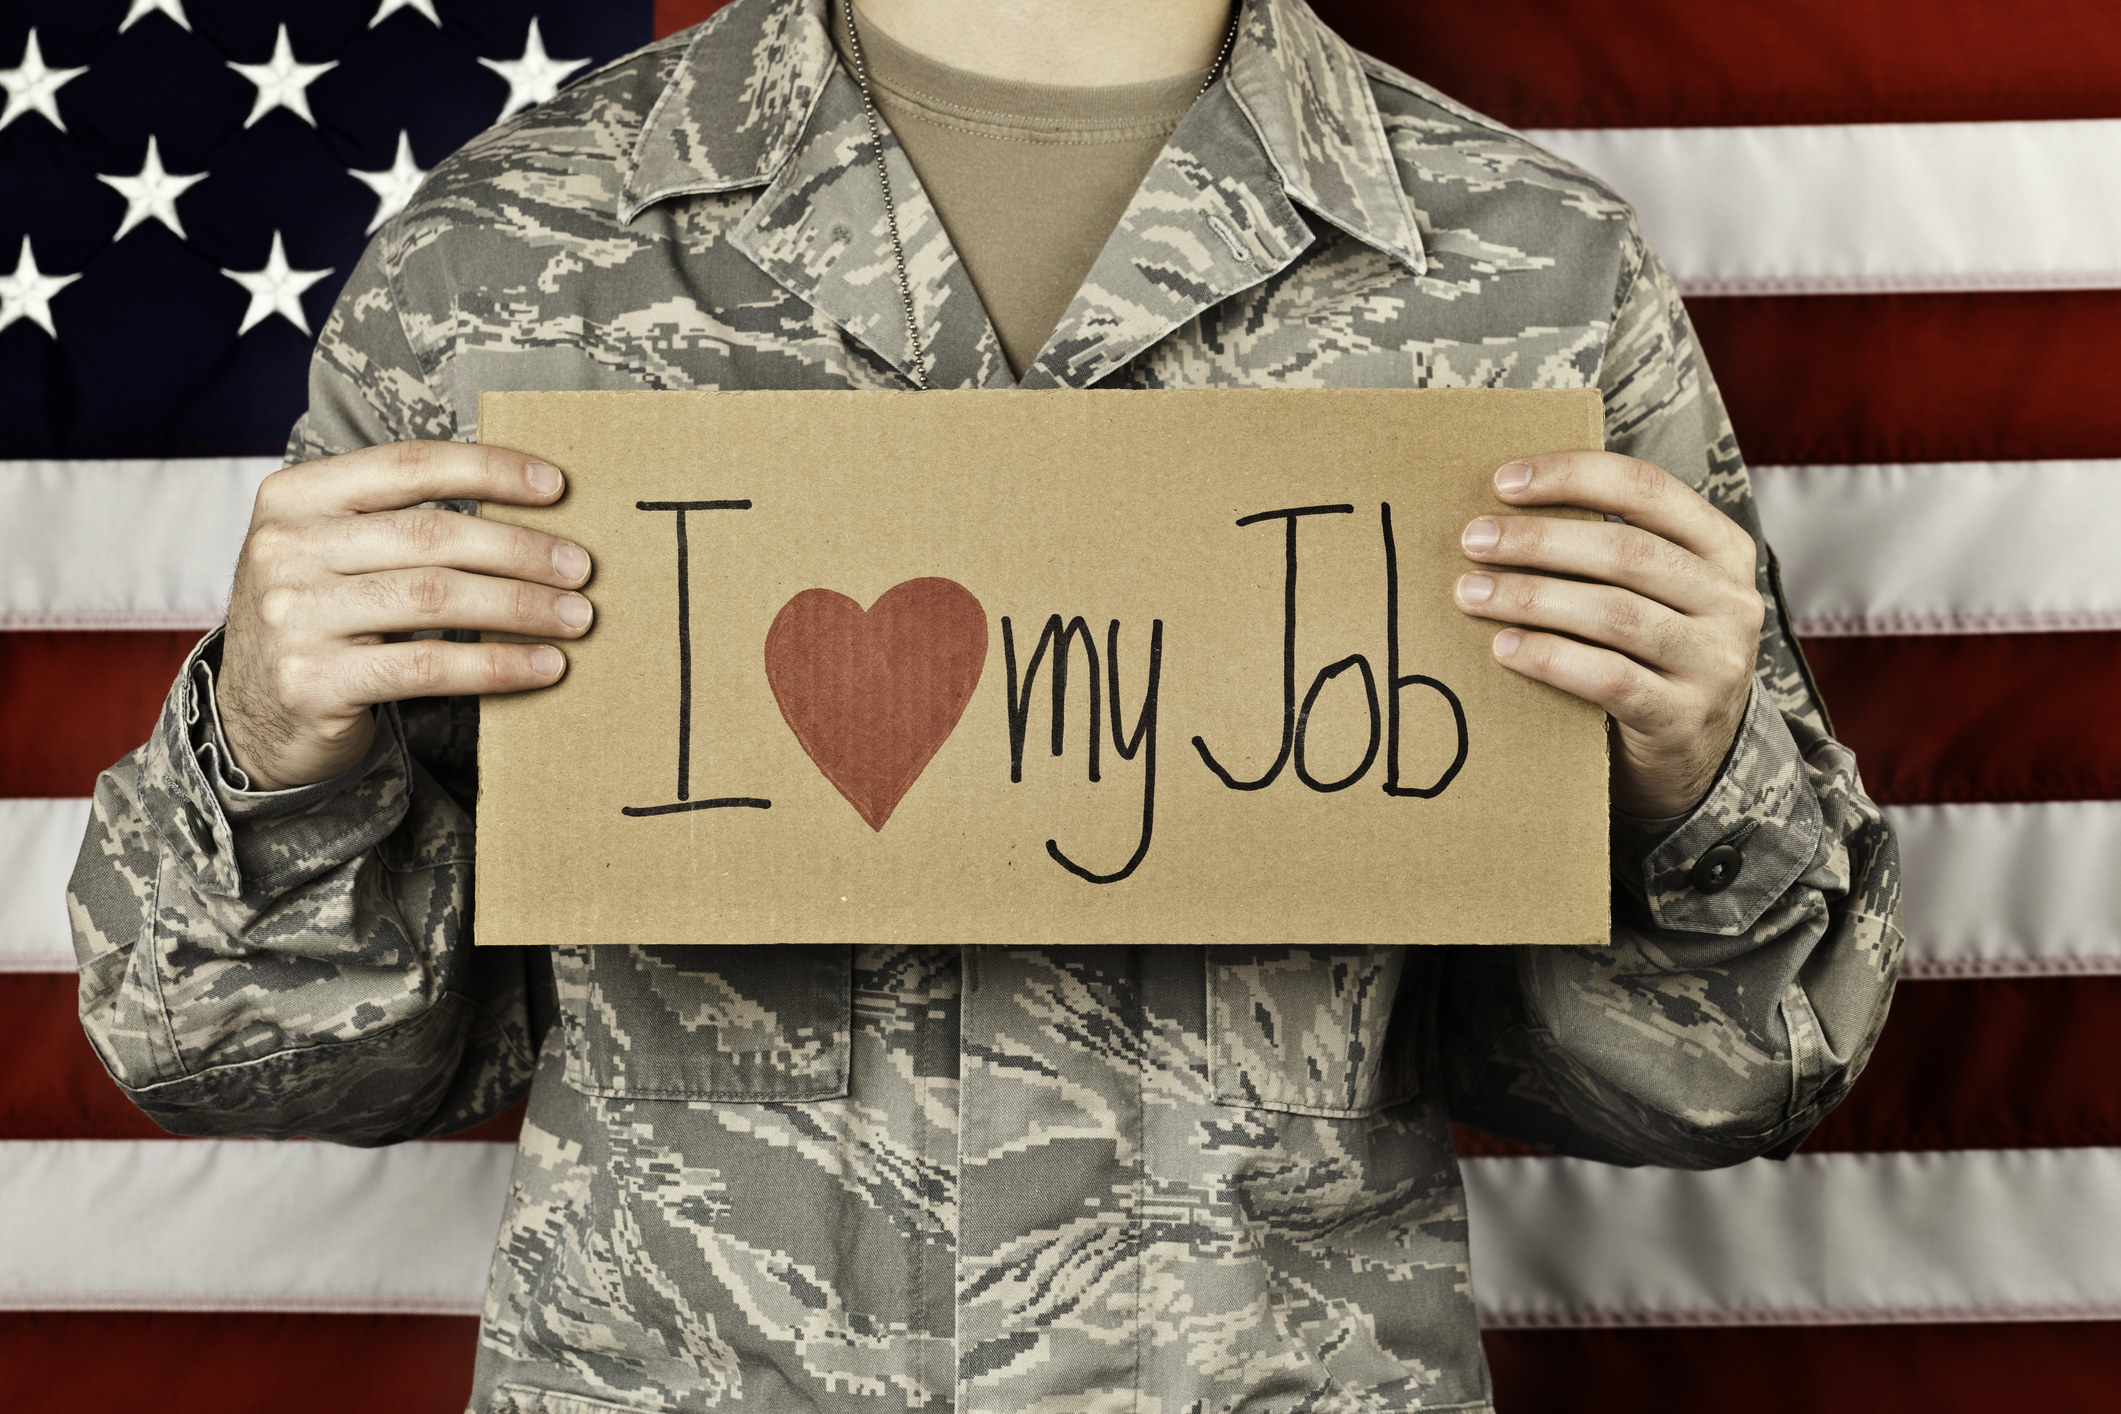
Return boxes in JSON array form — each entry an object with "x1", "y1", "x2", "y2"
[
  {"x1": 619, "y1": 0, "x2": 837, "y2": 215},
  {"x1": 1220, "y1": 0, "x2": 1424, "y2": 275},
  {"x1": 619, "y1": 0, "x2": 1425, "y2": 385}
]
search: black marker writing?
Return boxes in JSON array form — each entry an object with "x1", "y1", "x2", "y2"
[
  {"x1": 1379, "y1": 502, "x2": 1469, "y2": 798},
  {"x1": 1002, "y1": 614, "x2": 1165, "y2": 884},
  {"x1": 1294, "y1": 653, "x2": 1380, "y2": 792},
  {"x1": 622, "y1": 499, "x2": 771, "y2": 818},
  {"x1": 1004, "y1": 614, "x2": 1103, "y2": 783},
  {"x1": 1191, "y1": 503, "x2": 1354, "y2": 790},
  {"x1": 1194, "y1": 500, "x2": 1467, "y2": 799}
]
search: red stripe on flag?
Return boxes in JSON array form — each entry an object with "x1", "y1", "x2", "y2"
[
  {"x1": 1453, "y1": 1127, "x2": 1542, "y2": 1158},
  {"x1": 1, "y1": 973, "x2": 525, "y2": 1144},
  {"x1": 1462, "y1": 978, "x2": 2121, "y2": 1157},
  {"x1": 1805, "y1": 633, "x2": 2121, "y2": 806},
  {"x1": 653, "y1": 0, "x2": 726, "y2": 38},
  {"x1": 17, "y1": 966, "x2": 2121, "y2": 1152},
  {"x1": 0, "y1": 1311, "x2": 479, "y2": 1414},
  {"x1": 0, "y1": 631, "x2": 196, "y2": 797},
  {"x1": 652, "y1": 1, "x2": 2121, "y2": 129},
  {"x1": 1803, "y1": 977, "x2": 2121, "y2": 1153},
  {"x1": 5, "y1": 972, "x2": 169, "y2": 1142},
  {"x1": 11, "y1": 1312, "x2": 2121, "y2": 1413},
  {"x1": 1689, "y1": 292, "x2": 2121, "y2": 467},
  {"x1": 11, "y1": 575, "x2": 2121, "y2": 827},
  {"x1": 1316, "y1": 0, "x2": 2121, "y2": 129},
  {"x1": 1484, "y1": 1322, "x2": 2121, "y2": 1413}
]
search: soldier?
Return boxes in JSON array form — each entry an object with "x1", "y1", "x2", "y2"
[{"x1": 69, "y1": 0, "x2": 1900, "y2": 1409}]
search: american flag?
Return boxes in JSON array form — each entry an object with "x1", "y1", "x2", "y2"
[{"x1": 3, "y1": 0, "x2": 2117, "y2": 1406}]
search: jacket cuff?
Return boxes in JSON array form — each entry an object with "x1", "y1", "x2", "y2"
[
  {"x1": 1616, "y1": 683, "x2": 1824, "y2": 936},
  {"x1": 135, "y1": 627, "x2": 415, "y2": 900}
]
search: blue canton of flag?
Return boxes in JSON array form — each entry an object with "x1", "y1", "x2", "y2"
[{"x1": 1, "y1": 0, "x2": 654, "y2": 459}]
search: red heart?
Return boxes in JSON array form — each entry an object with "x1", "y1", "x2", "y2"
[{"x1": 764, "y1": 578, "x2": 989, "y2": 831}]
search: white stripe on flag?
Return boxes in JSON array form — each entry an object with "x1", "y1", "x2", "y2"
[
  {"x1": 3, "y1": 798, "x2": 90, "y2": 973},
  {"x1": 1891, "y1": 802, "x2": 2121, "y2": 979},
  {"x1": 6, "y1": 458, "x2": 2114, "y2": 638},
  {"x1": 0, "y1": 458, "x2": 275, "y2": 630},
  {"x1": 0, "y1": 1139, "x2": 509, "y2": 1313},
  {"x1": 5, "y1": 796, "x2": 2116, "y2": 976},
  {"x1": 4, "y1": 1139, "x2": 2116, "y2": 1321},
  {"x1": 1465, "y1": 1148, "x2": 2121, "y2": 1326},
  {"x1": 1525, "y1": 120, "x2": 2121, "y2": 295},
  {"x1": 1753, "y1": 461, "x2": 2121, "y2": 637}
]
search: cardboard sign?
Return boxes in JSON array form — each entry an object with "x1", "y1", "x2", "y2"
[{"x1": 476, "y1": 389, "x2": 1608, "y2": 950}]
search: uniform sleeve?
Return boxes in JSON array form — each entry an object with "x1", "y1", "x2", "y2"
[
  {"x1": 1436, "y1": 234, "x2": 1904, "y2": 1168},
  {"x1": 68, "y1": 235, "x2": 544, "y2": 1144}
]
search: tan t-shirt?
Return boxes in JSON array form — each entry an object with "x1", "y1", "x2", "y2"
[{"x1": 834, "y1": 3, "x2": 1208, "y2": 377}]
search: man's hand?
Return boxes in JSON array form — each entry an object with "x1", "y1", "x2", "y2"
[
  {"x1": 1453, "y1": 452, "x2": 1764, "y2": 819},
  {"x1": 218, "y1": 442, "x2": 594, "y2": 791}
]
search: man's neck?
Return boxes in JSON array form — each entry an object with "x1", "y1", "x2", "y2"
[{"x1": 853, "y1": 0, "x2": 1232, "y2": 86}]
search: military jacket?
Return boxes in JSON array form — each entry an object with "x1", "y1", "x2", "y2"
[{"x1": 69, "y1": 0, "x2": 1903, "y2": 1410}]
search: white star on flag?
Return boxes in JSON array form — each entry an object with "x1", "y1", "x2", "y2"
[
  {"x1": 222, "y1": 231, "x2": 331, "y2": 336},
  {"x1": 1, "y1": 30, "x2": 87, "y2": 133},
  {"x1": 0, "y1": 236, "x2": 80, "y2": 337},
  {"x1": 119, "y1": 0, "x2": 191, "y2": 31},
  {"x1": 100, "y1": 136, "x2": 207, "y2": 241},
  {"x1": 369, "y1": 0, "x2": 442, "y2": 27},
  {"x1": 351, "y1": 131, "x2": 428, "y2": 233},
  {"x1": 480, "y1": 18, "x2": 589, "y2": 122},
  {"x1": 228, "y1": 25, "x2": 337, "y2": 128}
]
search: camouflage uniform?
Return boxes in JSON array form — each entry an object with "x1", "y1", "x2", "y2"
[{"x1": 69, "y1": 0, "x2": 1901, "y2": 1409}]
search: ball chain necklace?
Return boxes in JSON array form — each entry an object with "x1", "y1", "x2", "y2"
[{"x1": 839, "y1": 2, "x2": 1242, "y2": 389}]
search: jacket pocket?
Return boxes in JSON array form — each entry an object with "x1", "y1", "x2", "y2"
[
  {"x1": 1207, "y1": 947, "x2": 1417, "y2": 1118},
  {"x1": 553, "y1": 944, "x2": 851, "y2": 1102}
]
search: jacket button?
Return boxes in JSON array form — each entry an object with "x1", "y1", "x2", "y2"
[{"x1": 1690, "y1": 843, "x2": 1744, "y2": 894}]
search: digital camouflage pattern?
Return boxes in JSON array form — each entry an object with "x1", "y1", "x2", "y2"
[{"x1": 69, "y1": 0, "x2": 1902, "y2": 1408}]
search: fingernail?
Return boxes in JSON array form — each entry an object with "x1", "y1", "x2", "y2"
[
  {"x1": 531, "y1": 645, "x2": 565, "y2": 676},
  {"x1": 555, "y1": 594, "x2": 593, "y2": 631},
  {"x1": 1495, "y1": 461, "x2": 1533, "y2": 493},
  {"x1": 552, "y1": 542, "x2": 589, "y2": 581},
  {"x1": 525, "y1": 461, "x2": 562, "y2": 496},
  {"x1": 1458, "y1": 572, "x2": 1495, "y2": 605},
  {"x1": 1494, "y1": 629, "x2": 1523, "y2": 659},
  {"x1": 1462, "y1": 517, "x2": 1501, "y2": 554}
]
